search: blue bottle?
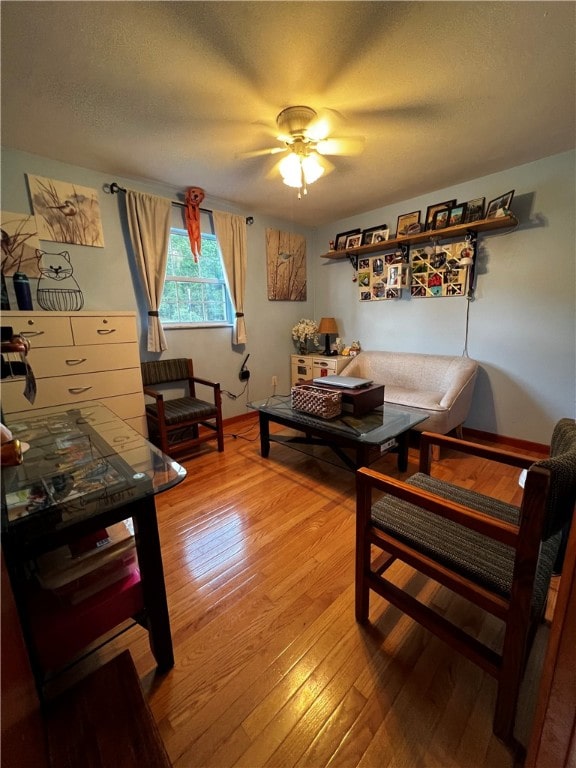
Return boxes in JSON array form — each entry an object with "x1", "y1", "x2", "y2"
[
  {"x1": 1, "y1": 272, "x2": 10, "y2": 310},
  {"x1": 13, "y1": 272, "x2": 33, "y2": 310}
]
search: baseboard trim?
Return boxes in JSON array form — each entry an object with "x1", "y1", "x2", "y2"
[
  {"x1": 223, "y1": 412, "x2": 258, "y2": 430},
  {"x1": 462, "y1": 427, "x2": 548, "y2": 456}
]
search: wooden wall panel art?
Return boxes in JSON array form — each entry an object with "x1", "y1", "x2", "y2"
[{"x1": 266, "y1": 228, "x2": 306, "y2": 301}]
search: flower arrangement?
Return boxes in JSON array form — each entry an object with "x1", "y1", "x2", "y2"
[{"x1": 291, "y1": 318, "x2": 319, "y2": 353}]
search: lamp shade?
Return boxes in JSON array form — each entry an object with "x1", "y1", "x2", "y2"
[
  {"x1": 318, "y1": 317, "x2": 338, "y2": 335},
  {"x1": 318, "y1": 317, "x2": 338, "y2": 355}
]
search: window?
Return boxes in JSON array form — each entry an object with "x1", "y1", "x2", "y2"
[{"x1": 159, "y1": 228, "x2": 232, "y2": 327}]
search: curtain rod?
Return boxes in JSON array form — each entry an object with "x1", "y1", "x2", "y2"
[{"x1": 107, "y1": 182, "x2": 254, "y2": 224}]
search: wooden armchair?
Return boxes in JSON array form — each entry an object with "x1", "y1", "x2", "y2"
[
  {"x1": 141, "y1": 358, "x2": 224, "y2": 457},
  {"x1": 355, "y1": 419, "x2": 576, "y2": 744}
]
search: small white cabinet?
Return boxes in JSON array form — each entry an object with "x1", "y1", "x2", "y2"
[
  {"x1": 1, "y1": 311, "x2": 147, "y2": 435},
  {"x1": 290, "y1": 354, "x2": 350, "y2": 385}
]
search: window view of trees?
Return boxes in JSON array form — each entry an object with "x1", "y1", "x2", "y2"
[{"x1": 160, "y1": 231, "x2": 231, "y2": 325}]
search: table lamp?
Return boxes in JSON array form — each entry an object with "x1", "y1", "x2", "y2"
[{"x1": 318, "y1": 317, "x2": 339, "y2": 356}]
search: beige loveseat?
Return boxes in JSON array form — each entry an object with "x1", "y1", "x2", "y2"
[{"x1": 340, "y1": 350, "x2": 478, "y2": 434}]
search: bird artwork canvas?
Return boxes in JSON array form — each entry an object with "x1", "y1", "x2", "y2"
[
  {"x1": 1, "y1": 211, "x2": 41, "y2": 276},
  {"x1": 27, "y1": 175, "x2": 105, "y2": 247},
  {"x1": 266, "y1": 228, "x2": 306, "y2": 301}
]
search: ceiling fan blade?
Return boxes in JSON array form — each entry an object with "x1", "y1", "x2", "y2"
[
  {"x1": 266, "y1": 157, "x2": 285, "y2": 180},
  {"x1": 317, "y1": 155, "x2": 336, "y2": 176},
  {"x1": 251, "y1": 118, "x2": 279, "y2": 135},
  {"x1": 238, "y1": 146, "x2": 287, "y2": 159},
  {"x1": 305, "y1": 107, "x2": 345, "y2": 141},
  {"x1": 316, "y1": 137, "x2": 366, "y2": 156}
]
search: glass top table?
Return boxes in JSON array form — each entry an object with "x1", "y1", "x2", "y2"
[
  {"x1": 1, "y1": 402, "x2": 187, "y2": 679},
  {"x1": 2, "y1": 401, "x2": 186, "y2": 539},
  {"x1": 248, "y1": 395, "x2": 428, "y2": 471}
]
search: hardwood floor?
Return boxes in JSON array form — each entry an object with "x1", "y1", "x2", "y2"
[{"x1": 68, "y1": 421, "x2": 551, "y2": 767}]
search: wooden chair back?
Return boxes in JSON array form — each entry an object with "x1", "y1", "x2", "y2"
[
  {"x1": 140, "y1": 358, "x2": 223, "y2": 456},
  {"x1": 356, "y1": 418, "x2": 576, "y2": 745},
  {"x1": 141, "y1": 358, "x2": 197, "y2": 398}
]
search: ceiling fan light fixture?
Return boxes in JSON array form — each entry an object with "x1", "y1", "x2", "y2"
[
  {"x1": 276, "y1": 105, "x2": 317, "y2": 137},
  {"x1": 301, "y1": 153, "x2": 324, "y2": 184},
  {"x1": 279, "y1": 150, "x2": 324, "y2": 195},
  {"x1": 243, "y1": 104, "x2": 365, "y2": 197},
  {"x1": 279, "y1": 152, "x2": 303, "y2": 188}
]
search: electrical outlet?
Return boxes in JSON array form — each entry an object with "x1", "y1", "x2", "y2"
[{"x1": 272, "y1": 375, "x2": 278, "y2": 387}]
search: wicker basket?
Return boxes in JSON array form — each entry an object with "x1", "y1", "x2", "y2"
[{"x1": 291, "y1": 385, "x2": 342, "y2": 419}]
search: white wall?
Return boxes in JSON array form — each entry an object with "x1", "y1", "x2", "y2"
[
  {"x1": 314, "y1": 151, "x2": 576, "y2": 443},
  {"x1": 0, "y1": 149, "x2": 316, "y2": 418}
]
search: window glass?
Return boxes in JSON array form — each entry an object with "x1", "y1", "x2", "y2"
[{"x1": 160, "y1": 226, "x2": 232, "y2": 327}]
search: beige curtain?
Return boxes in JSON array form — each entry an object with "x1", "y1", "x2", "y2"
[
  {"x1": 126, "y1": 190, "x2": 171, "y2": 352},
  {"x1": 213, "y1": 211, "x2": 247, "y2": 344}
]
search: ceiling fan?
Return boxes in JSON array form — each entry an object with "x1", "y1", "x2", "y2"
[{"x1": 242, "y1": 105, "x2": 365, "y2": 198}]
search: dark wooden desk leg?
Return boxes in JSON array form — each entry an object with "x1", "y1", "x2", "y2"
[
  {"x1": 356, "y1": 444, "x2": 371, "y2": 470},
  {"x1": 259, "y1": 412, "x2": 270, "y2": 458},
  {"x1": 132, "y1": 498, "x2": 174, "y2": 673},
  {"x1": 397, "y1": 431, "x2": 409, "y2": 472},
  {"x1": 2, "y1": 547, "x2": 45, "y2": 692}
]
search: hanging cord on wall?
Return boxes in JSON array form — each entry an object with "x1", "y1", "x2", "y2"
[
  {"x1": 460, "y1": 232, "x2": 477, "y2": 358},
  {"x1": 221, "y1": 381, "x2": 262, "y2": 440},
  {"x1": 221, "y1": 381, "x2": 250, "y2": 401},
  {"x1": 462, "y1": 294, "x2": 473, "y2": 358},
  {"x1": 460, "y1": 217, "x2": 519, "y2": 358}
]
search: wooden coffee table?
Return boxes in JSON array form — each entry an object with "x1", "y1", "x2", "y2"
[{"x1": 248, "y1": 396, "x2": 428, "y2": 472}]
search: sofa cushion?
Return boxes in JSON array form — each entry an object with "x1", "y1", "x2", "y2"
[
  {"x1": 384, "y1": 385, "x2": 447, "y2": 412},
  {"x1": 341, "y1": 350, "x2": 478, "y2": 434}
]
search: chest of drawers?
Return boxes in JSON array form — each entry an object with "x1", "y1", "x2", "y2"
[
  {"x1": 290, "y1": 354, "x2": 350, "y2": 385},
  {"x1": 1, "y1": 311, "x2": 146, "y2": 435}
]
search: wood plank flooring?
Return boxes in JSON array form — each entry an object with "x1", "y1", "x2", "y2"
[{"x1": 64, "y1": 421, "x2": 552, "y2": 767}]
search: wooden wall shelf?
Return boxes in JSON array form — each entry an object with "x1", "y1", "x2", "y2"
[{"x1": 320, "y1": 213, "x2": 518, "y2": 260}]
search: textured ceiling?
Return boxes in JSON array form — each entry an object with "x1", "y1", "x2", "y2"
[{"x1": 1, "y1": 1, "x2": 575, "y2": 227}]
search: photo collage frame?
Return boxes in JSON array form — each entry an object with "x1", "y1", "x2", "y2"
[
  {"x1": 358, "y1": 248, "x2": 409, "y2": 302},
  {"x1": 410, "y1": 241, "x2": 473, "y2": 298}
]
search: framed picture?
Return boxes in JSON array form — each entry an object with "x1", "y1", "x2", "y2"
[
  {"x1": 266, "y1": 228, "x2": 306, "y2": 301},
  {"x1": 448, "y1": 203, "x2": 467, "y2": 227},
  {"x1": 396, "y1": 210, "x2": 421, "y2": 237},
  {"x1": 486, "y1": 190, "x2": 515, "y2": 218},
  {"x1": 335, "y1": 228, "x2": 360, "y2": 250},
  {"x1": 345, "y1": 232, "x2": 363, "y2": 248},
  {"x1": 432, "y1": 207, "x2": 450, "y2": 230},
  {"x1": 465, "y1": 197, "x2": 485, "y2": 223},
  {"x1": 362, "y1": 225, "x2": 389, "y2": 246},
  {"x1": 406, "y1": 221, "x2": 423, "y2": 235},
  {"x1": 425, "y1": 200, "x2": 456, "y2": 230}
]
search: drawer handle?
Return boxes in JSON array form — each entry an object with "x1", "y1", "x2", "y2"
[
  {"x1": 65, "y1": 358, "x2": 87, "y2": 366},
  {"x1": 68, "y1": 386, "x2": 92, "y2": 394},
  {"x1": 20, "y1": 330, "x2": 44, "y2": 338},
  {"x1": 97, "y1": 328, "x2": 116, "y2": 335}
]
